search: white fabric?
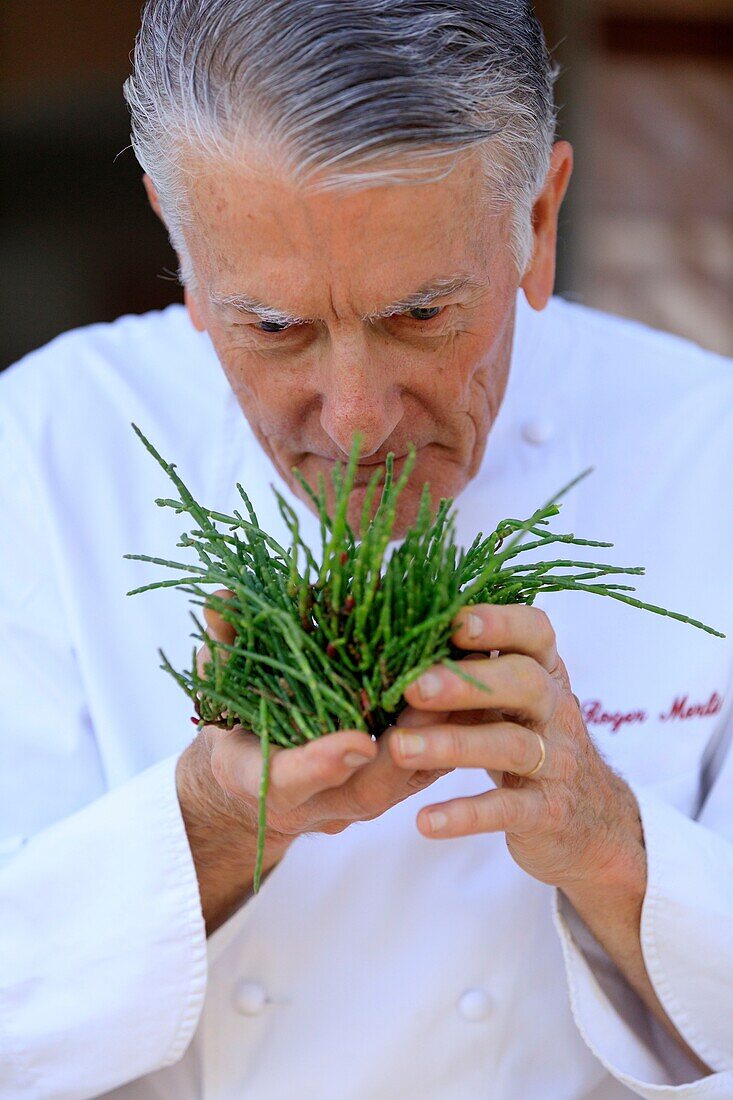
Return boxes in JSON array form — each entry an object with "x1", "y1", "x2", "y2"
[{"x1": 0, "y1": 292, "x2": 731, "y2": 1099}]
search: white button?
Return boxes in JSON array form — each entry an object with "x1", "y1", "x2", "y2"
[
  {"x1": 233, "y1": 980, "x2": 268, "y2": 1016},
  {"x1": 457, "y1": 987, "x2": 493, "y2": 1021},
  {"x1": 521, "y1": 418, "x2": 555, "y2": 445}
]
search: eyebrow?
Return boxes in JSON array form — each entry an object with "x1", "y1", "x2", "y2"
[{"x1": 210, "y1": 274, "x2": 484, "y2": 327}]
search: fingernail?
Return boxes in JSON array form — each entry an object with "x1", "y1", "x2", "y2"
[
  {"x1": 396, "y1": 733, "x2": 425, "y2": 758},
  {"x1": 343, "y1": 752, "x2": 372, "y2": 767},
  {"x1": 466, "y1": 612, "x2": 483, "y2": 639},
  {"x1": 427, "y1": 810, "x2": 448, "y2": 832},
  {"x1": 416, "y1": 671, "x2": 441, "y2": 700}
]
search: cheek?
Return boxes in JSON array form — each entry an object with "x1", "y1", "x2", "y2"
[
  {"x1": 411, "y1": 331, "x2": 484, "y2": 410},
  {"x1": 210, "y1": 335, "x2": 316, "y2": 435}
]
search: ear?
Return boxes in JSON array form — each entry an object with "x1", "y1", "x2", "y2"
[
  {"x1": 142, "y1": 173, "x2": 164, "y2": 222},
  {"x1": 184, "y1": 285, "x2": 206, "y2": 333},
  {"x1": 520, "y1": 140, "x2": 573, "y2": 312},
  {"x1": 143, "y1": 174, "x2": 207, "y2": 334}
]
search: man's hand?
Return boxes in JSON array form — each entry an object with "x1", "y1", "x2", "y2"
[
  {"x1": 177, "y1": 589, "x2": 453, "y2": 932},
  {"x1": 391, "y1": 602, "x2": 645, "y2": 893},
  {"x1": 390, "y1": 601, "x2": 712, "y2": 1075}
]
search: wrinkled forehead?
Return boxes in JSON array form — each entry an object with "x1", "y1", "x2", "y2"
[{"x1": 176, "y1": 147, "x2": 511, "y2": 311}]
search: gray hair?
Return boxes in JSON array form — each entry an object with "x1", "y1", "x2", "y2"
[{"x1": 123, "y1": 0, "x2": 557, "y2": 284}]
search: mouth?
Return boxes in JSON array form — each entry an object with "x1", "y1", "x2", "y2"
[
  {"x1": 314, "y1": 451, "x2": 408, "y2": 466},
  {"x1": 353, "y1": 452, "x2": 412, "y2": 486},
  {"x1": 357, "y1": 452, "x2": 408, "y2": 467},
  {"x1": 304, "y1": 448, "x2": 421, "y2": 490}
]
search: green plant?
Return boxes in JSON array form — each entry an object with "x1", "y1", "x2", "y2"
[{"x1": 124, "y1": 423, "x2": 724, "y2": 890}]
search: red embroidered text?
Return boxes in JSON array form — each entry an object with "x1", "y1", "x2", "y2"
[
  {"x1": 659, "y1": 691, "x2": 724, "y2": 723},
  {"x1": 581, "y1": 700, "x2": 648, "y2": 734}
]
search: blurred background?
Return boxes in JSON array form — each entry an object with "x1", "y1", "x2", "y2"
[{"x1": 1, "y1": 0, "x2": 731, "y2": 371}]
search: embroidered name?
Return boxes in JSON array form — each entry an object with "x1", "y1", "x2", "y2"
[
  {"x1": 659, "y1": 691, "x2": 724, "y2": 723},
  {"x1": 581, "y1": 690, "x2": 724, "y2": 733},
  {"x1": 581, "y1": 700, "x2": 648, "y2": 734}
]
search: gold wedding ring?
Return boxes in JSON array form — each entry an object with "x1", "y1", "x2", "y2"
[{"x1": 523, "y1": 731, "x2": 546, "y2": 779}]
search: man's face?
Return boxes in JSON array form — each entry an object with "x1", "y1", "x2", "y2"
[{"x1": 171, "y1": 147, "x2": 558, "y2": 537}]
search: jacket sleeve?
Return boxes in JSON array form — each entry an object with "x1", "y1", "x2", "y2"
[
  {"x1": 552, "y1": 691, "x2": 733, "y2": 1097},
  {"x1": 0, "y1": 407, "x2": 207, "y2": 1099}
]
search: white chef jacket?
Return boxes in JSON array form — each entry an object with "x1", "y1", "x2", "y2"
[{"x1": 1, "y1": 291, "x2": 732, "y2": 1100}]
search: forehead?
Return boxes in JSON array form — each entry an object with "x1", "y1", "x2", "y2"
[{"x1": 180, "y1": 147, "x2": 504, "y2": 306}]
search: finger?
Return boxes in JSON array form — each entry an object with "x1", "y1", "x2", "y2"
[
  {"x1": 441, "y1": 653, "x2": 504, "y2": 727},
  {"x1": 451, "y1": 604, "x2": 559, "y2": 674},
  {"x1": 197, "y1": 589, "x2": 237, "y2": 680},
  {"x1": 373, "y1": 723, "x2": 456, "y2": 791},
  {"x1": 311, "y1": 725, "x2": 448, "y2": 823},
  {"x1": 394, "y1": 704, "x2": 451, "y2": 729},
  {"x1": 389, "y1": 721, "x2": 552, "y2": 778},
  {"x1": 417, "y1": 786, "x2": 548, "y2": 838},
  {"x1": 403, "y1": 652, "x2": 558, "y2": 723},
  {"x1": 205, "y1": 723, "x2": 378, "y2": 811},
  {"x1": 203, "y1": 588, "x2": 237, "y2": 644}
]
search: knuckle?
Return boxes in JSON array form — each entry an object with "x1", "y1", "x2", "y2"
[
  {"x1": 444, "y1": 727, "x2": 466, "y2": 763},
  {"x1": 406, "y1": 768, "x2": 452, "y2": 792},
  {"x1": 405, "y1": 772, "x2": 431, "y2": 792},
  {"x1": 507, "y1": 796, "x2": 525, "y2": 831},
  {"x1": 533, "y1": 607, "x2": 556, "y2": 646},
  {"x1": 527, "y1": 665, "x2": 557, "y2": 719},
  {"x1": 462, "y1": 797, "x2": 483, "y2": 832},
  {"x1": 548, "y1": 676, "x2": 563, "y2": 717},
  {"x1": 499, "y1": 656, "x2": 522, "y2": 697},
  {"x1": 266, "y1": 803, "x2": 297, "y2": 832},
  {"x1": 263, "y1": 784, "x2": 293, "y2": 815},
  {"x1": 512, "y1": 657, "x2": 547, "y2": 709},
  {"x1": 494, "y1": 789, "x2": 517, "y2": 830},
  {"x1": 509, "y1": 792, "x2": 537, "y2": 833},
  {"x1": 342, "y1": 782, "x2": 378, "y2": 819},
  {"x1": 505, "y1": 729, "x2": 532, "y2": 774},
  {"x1": 529, "y1": 663, "x2": 550, "y2": 705},
  {"x1": 209, "y1": 738, "x2": 257, "y2": 803},
  {"x1": 260, "y1": 806, "x2": 294, "y2": 838}
]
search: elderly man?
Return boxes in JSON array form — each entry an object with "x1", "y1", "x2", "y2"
[{"x1": 1, "y1": 1, "x2": 732, "y2": 1097}]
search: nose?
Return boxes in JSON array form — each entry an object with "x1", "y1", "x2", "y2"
[{"x1": 319, "y1": 350, "x2": 404, "y2": 459}]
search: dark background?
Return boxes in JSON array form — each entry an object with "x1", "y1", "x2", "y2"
[{"x1": 1, "y1": 0, "x2": 731, "y2": 371}]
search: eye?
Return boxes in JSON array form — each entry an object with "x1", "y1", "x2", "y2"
[
  {"x1": 406, "y1": 306, "x2": 443, "y2": 322},
  {"x1": 255, "y1": 320, "x2": 294, "y2": 334},
  {"x1": 250, "y1": 306, "x2": 445, "y2": 335}
]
